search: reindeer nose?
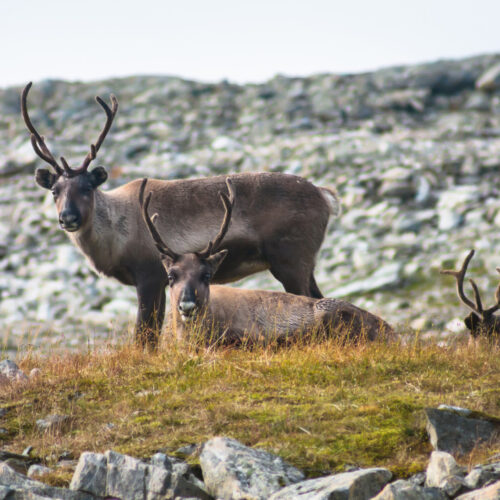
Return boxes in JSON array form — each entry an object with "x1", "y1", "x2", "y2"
[
  {"x1": 178, "y1": 301, "x2": 196, "y2": 315},
  {"x1": 59, "y1": 210, "x2": 81, "y2": 231}
]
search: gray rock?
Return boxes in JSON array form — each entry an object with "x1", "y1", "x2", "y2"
[
  {"x1": 372, "y1": 479, "x2": 447, "y2": 500},
  {"x1": 476, "y1": 62, "x2": 500, "y2": 91},
  {"x1": 426, "y1": 451, "x2": 465, "y2": 489},
  {"x1": 0, "y1": 485, "x2": 54, "y2": 499},
  {"x1": 456, "y1": 479, "x2": 500, "y2": 499},
  {"x1": 425, "y1": 408, "x2": 499, "y2": 454},
  {"x1": 200, "y1": 436, "x2": 304, "y2": 500},
  {"x1": 150, "y1": 452, "x2": 208, "y2": 496},
  {"x1": 465, "y1": 463, "x2": 500, "y2": 489},
  {"x1": 70, "y1": 452, "x2": 107, "y2": 496},
  {"x1": 438, "y1": 474, "x2": 468, "y2": 497},
  {"x1": 105, "y1": 450, "x2": 210, "y2": 500},
  {"x1": 36, "y1": 414, "x2": 72, "y2": 434},
  {"x1": 379, "y1": 179, "x2": 415, "y2": 200},
  {"x1": 212, "y1": 136, "x2": 242, "y2": 151},
  {"x1": 408, "y1": 472, "x2": 426, "y2": 486},
  {"x1": 332, "y1": 263, "x2": 403, "y2": 297},
  {"x1": 27, "y1": 464, "x2": 52, "y2": 480},
  {"x1": 464, "y1": 92, "x2": 491, "y2": 111},
  {"x1": 175, "y1": 443, "x2": 199, "y2": 457},
  {"x1": 0, "y1": 359, "x2": 28, "y2": 384},
  {"x1": 105, "y1": 450, "x2": 149, "y2": 500},
  {"x1": 438, "y1": 210, "x2": 463, "y2": 231},
  {"x1": 437, "y1": 405, "x2": 472, "y2": 417},
  {"x1": 151, "y1": 452, "x2": 177, "y2": 472},
  {"x1": 369, "y1": 89, "x2": 429, "y2": 112},
  {"x1": 0, "y1": 462, "x2": 95, "y2": 499},
  {"x1": 269, "y1": 468, "x2": 392, "y2": 499}
]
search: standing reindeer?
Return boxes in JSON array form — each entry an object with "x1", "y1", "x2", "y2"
[
  {"x1": 441, "y1": 249, "x2": 500, "y2": 341},
  {"x1": 140, "y1": 178, "x2": 394, "y2": 344},
  {"x1": 22, "y1": 83, "x2": 340, "y2": 347}
]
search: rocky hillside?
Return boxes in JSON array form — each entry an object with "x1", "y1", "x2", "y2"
[{"x1": 2, "y1": 54, "x2": 500, "y2": 351}]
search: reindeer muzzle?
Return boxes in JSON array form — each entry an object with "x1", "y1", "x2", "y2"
[
  {"x1": 178, "y1": 301, "x2": 197, "y2": 321},
  {"x1": 59, "y1": 210, "x2": 81, "y2": 232}
]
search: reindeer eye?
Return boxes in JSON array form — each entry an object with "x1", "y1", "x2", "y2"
[
  {"x1": 51, "y1": 188, "x2": 59, "y2": 198},
  {"x1": 202, "y1": 272, "x2": 211, "y2": 283},
  {"x1": 167, "y1": 272, "x2": 177, "y2": 284}
]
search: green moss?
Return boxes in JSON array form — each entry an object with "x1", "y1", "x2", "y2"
[{"x1": 0, "y1": 339, "x2": 498, "y2": 478}]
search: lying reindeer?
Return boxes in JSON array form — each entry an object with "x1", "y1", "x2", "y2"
[
  {"x1": 22, "y1": 83, "x2": 340, "y2": 347},
  {"x1": 441, "y1": 249, "x2": 500, "y2": 341},
  {"x1": 139, "y1": 178, "x2": 394, "y2": 344}
]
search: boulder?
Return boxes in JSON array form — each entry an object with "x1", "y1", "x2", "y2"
[
  {"x1": 150, "y1": 452, "x2": 190, "y2": 475},
  {"x1": 456, "y1": 479, "x2": 500, "y2": 499},
  {"x1": 0, "y1": 462, "x2": 95, "y2": 499},
  {"x1": 464, "y1": 462, "x2": 500, "y2": 489},
  {"x1": 425, "y1": 408, "x2": 499, "y2": 454},
  {"x1": 200, "y1": 436, "x2": 304, "y2": 500},
  {"x1": 27, "y1": 464, "x2": 53, "y2": 480},
  {"x1": 104, "y1": 450, "x2": 210, "y2": 500},
  {"x1": 269, "y1": 468, "x2": 392, "y2": 500},
  {"x1": 425, "y1": 450, "x2": 469, "y2": 495},
  {"x1": 373, "y1": 479, "x2": 446, "y2": 499},
  {"x1": 476, "y1": 62, "x2": 500, "y2": 91},
  {"x1": 0, "y1": 485, "x2": 55, "y2": 499},
  {"x1": 68, "y1": 450, "x2": 210, "y2": 499},
  {"x1": 425, "y1": 451, "x2": 465, "y2": 487},
  {"x1": 70, "y1": 452, "x2": 107, "y2": 496},
  {"x1": 0, "y1": 359, "x2": 28, "y2": 384}
]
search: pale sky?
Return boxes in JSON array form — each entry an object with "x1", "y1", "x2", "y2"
[{"x1": 1, "y1": 0, "x2": 499, "y2": 87}]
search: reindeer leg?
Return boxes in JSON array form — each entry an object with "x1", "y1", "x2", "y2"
[
  {"x1": 264, "y1": 237, "x2": 320, "y2": 297},
  {"x1": 135, "y1": 280, "x2": 166, "y2": 349},
  {"x1": 309, "y1": 273, "x2": 324, "y2": 299}
]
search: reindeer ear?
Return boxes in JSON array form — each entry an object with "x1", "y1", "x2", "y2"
[
  {"x1": 89, "y1": 166, "x2": 108, "y2": 188},
  {"x1": 35, "y1": 168, "x2": 57, "y2": 190},
  {"x1": 206, "y1": 249, "x2": 228, "y2": 274},
  {"x1": 464, "y1": 313, "x2": 481, "y2": 336}
]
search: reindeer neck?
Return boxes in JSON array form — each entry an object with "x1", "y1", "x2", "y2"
[{"x1": 68, "y1": 189, "x2": 133, "y2": 276}]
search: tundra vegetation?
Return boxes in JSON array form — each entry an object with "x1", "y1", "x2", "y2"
[
  {"x1": 1, "y1": 54, "x2": 500, "y2": 489},
  {"x1": 0, "y1": 336, "x2": 498, "y2": 487}
]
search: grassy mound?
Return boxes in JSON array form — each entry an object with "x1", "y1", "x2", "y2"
[{"x1": 1, "y1": 336, "x2": 499, "y2": 486}]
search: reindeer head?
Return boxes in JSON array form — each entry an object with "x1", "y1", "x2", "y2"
[
  {"x1": 139, "y1": 177, "x2": 235, "y2": 322},
  {"x1": 441, "y1": 249, "x2": 500, "y2": 340},
  {"x1": 22, "y1": 82, "x2": 118, "y2": 232}
]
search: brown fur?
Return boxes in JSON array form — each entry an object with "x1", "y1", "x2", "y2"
[
  {"x1": 171, "y1": 285, "x2": 395, "y2": 345},
  {"x1": 41, "y1": 173, "x2": 340, "y2": 347},
  {"x1": 140, "y1": 179, "x2": 393, "y2": 346},
  {"x1": 23, "y1": 82, "x2": 341, "y2": 347}
]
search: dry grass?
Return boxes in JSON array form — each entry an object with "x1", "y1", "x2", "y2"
[{"x1": 0, "y1": 334, "x2": 499, "y2": 483}]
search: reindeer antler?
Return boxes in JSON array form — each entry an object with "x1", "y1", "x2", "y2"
[
  {"x1": 441, "y1": 249, "x2": 500, "y2": 318},
  {"x1": 139, "y1": 179, "x2": 179, "y2": 260},
  {"x1": 481, "y1": 267, "x2": 500, "y2": 316},
  {"x1": 21, "y1": 82, "x2": 63, "y2": 175},
  {"x1": 72, "y1": 94, "x2": 118, "y2": 175},
  {"x1": 198, "y1": 178, "x2": 236, "y2": 258},
  {"x1": 21, "y1": 82, "x2": 118, "y2": 177},
  {"x1": 440, "y1": 249, "x2": 478, "y2": 313}
]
